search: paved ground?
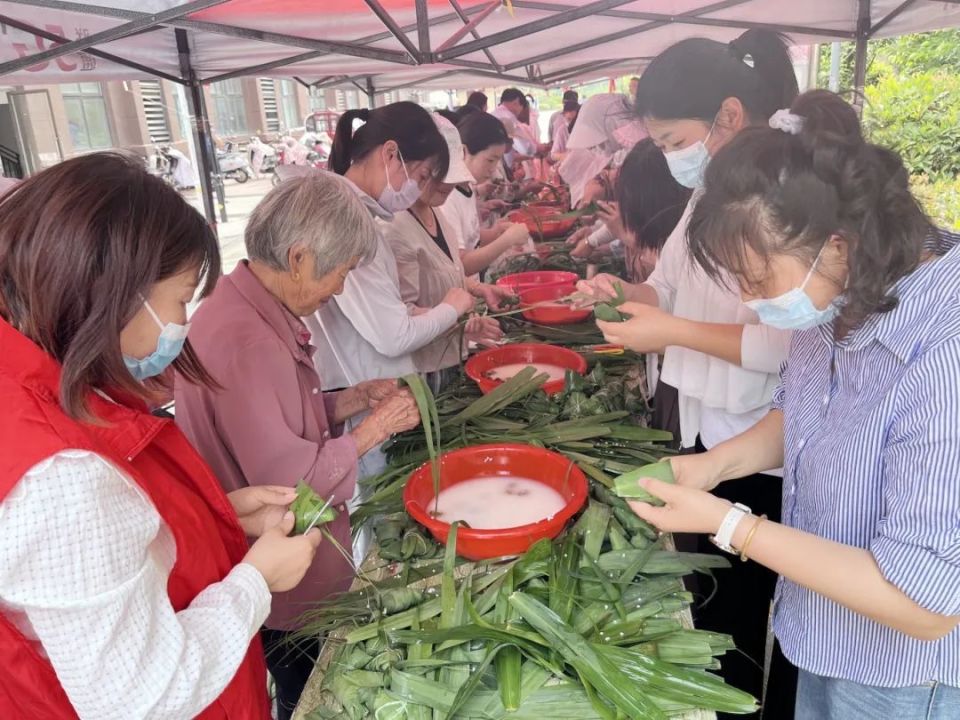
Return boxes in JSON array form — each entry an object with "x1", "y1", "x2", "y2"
[{"x1": 183, "y1": 175, "x2": 276, "y2": 276}]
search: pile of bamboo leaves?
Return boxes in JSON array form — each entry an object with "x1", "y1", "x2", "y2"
[
  {"x1": 351, "y1": 358, "x2": 670, "y2": 554},
  {"x1": 299, "y1": 511, "x2": 756, "y2": 719}
]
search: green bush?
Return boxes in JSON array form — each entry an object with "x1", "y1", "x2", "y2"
[
  {"x1": 864, "y1": 64, "x2": 960, "y2": 178},
  {"x1": 912, "y1": 175, "x2": 960, "y2": 231}
]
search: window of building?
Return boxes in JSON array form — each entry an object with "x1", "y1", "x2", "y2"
[
  {"x1": 139, "y1": 80, "x2": 171, "y2": 143},
  {"x1": 308, "y1": 86, "x2": 326, "y2": 112},
  {"x1": 210, "y1": 79, "x2": 248, "y2": 136},
  {"x1": 62, "y1": 82, "x2": 112, "y2": 151},
  {"x1": 279, "y1": 79, "x2": 300, "y2": 130},
  {"x1": 258, "y1": 78, "x2": 279, "y2": 133}
]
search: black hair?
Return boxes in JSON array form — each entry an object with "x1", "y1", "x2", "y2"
[
  {"x1": 435, "y1": 108, "x2": 461, "y2": 126},
  {"x1": 328, "y1": 101, "x2": 449, "y2": 179},
  {"x1": 790, "y1": 89, "x2": 863, "y2": 142},
  {"x1": 562, "y1": 101, "x2": 580, "y2": 114},
  {"x1": 455, "y1": 104, "x2": 481, "y2": 122},
  {"x1": 466, "y1": 91, "x2": 487, "y2": 108},
  {"x1": 500, "y1": 88, "x2": 525, "y2": 105},
  {"x1": 562, "y1": 90, "x2": 579, "y2": 103},
  {"x1": 687, "y1": 91, "x2": 931, "y2": 339},
  {"x1": 635, "y1": 29, "x2": 799, "y2": 123},
  {"x1": 616, "y1": 139, "x2": 692, "y2": 253},
  {"x1": 457, "y1": 111, "x2": 511, "y2": 155}
]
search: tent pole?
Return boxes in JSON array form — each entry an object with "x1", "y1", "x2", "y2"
[
  {"x1": 852, "y1": 0, "x2": 871, "y2": 116},
  {"x1": 366, "y1": 77, "x2": 376, "y2": 109},
  {"x1": 175, "y1": 29, "x2": 226, "y2": 227},
  {"x1": 829, "y1": 42, "x2": 842, "y2": 91}
]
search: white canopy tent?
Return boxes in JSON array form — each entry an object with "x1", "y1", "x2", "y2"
[{"x1": 1, "y1": 0, "x2": 958, "y2": 222}]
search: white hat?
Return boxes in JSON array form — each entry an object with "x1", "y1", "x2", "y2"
[
  {"x1": 568, "y1": 93, "x2": 634, "y2": 151},
  {"x1": 432, "y1": 114, "x2": 475, "y2": 185}
]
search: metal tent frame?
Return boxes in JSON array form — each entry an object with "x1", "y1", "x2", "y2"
[{"x1": 0, "y1": 0, "x2": 958, "y2": 226}]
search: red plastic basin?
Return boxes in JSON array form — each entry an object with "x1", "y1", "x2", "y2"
[
  {"x1": 508, "y1": 208, "x2": 577, "y2": 240},
  {"x1": 404, "y1": 443, "x2": 589, "y2": 560},
  {"x1": 520, "y1": 285, "x2": 591, "y2": 325},
  {"x1": 464, "y1": 342, "x2": 587, "y2": 396},
  {"x1": 495, "y1": 270, "x2": 578, "y2": 296}
]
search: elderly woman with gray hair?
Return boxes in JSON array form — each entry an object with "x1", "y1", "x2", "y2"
[{"x1": 174, "y1": 173, "x2": 420, "y2": 720}]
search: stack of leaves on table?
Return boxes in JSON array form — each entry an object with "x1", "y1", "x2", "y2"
[{"x1": 293, "y1": 369, "x2": 756, "y2": 719}]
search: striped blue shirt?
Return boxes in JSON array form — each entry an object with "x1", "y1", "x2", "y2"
[{"x1": 772, "y1": 229, "x2": 960, "y2": 688}]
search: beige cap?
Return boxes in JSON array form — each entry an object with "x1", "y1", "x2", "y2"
[{"x1": 432, "y1": 113, "x2": 475, "y2": 185}]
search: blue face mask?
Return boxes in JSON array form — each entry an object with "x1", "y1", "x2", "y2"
[
  {"x1": 123, "y1": 299, "x2": 190, "y2": 381},
  {"x1": 744, "y1": 246, "x2": 841, "y2": 331},
  {"x1": 663, "y1": 119, "x2": 716, "y2": 189}
]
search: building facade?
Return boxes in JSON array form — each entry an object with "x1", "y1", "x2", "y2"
[{"x1": 0, "y1": 77, "x2": 374, "y2": 177}]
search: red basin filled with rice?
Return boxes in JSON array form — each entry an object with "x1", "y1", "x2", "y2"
[
  {"x1": 404, "y1": 444, "x2": 589, "y2": 560},
  {"x1": 464, "y1": 342, "x2": 587, "y2": 396}
]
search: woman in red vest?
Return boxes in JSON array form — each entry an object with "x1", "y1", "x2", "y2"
[{"x1": 0, "y1": 153, "x2": 321, "y2": 719}]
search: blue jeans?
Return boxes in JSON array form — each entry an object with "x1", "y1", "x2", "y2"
[{"x1": 796, "y1": 669, "x2": 960, "y2": 720}]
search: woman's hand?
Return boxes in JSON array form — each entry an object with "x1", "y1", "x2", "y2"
[
  {"x1": 242, "y1": 512, "x2": 323, "y2": 592},
  {"x1": 597, "y1": 200, "x2": 626, "y2": 240},
  {"x1": 442, "y1": 286, "x2": 476, "y2": 316},
  {"x1": 667, "y1": 454, "x2": 725, "y2": 492},
  {"x1": 228, "y1": 485, "x2": 297, "y2": 538},
  {"x1": 497, "y1": 223, "x2": 531, "y2": 249},
  {"x1": 566, "y1": 226, "x2": 591, "y2": 247},
  {"x1": 571, "y1": 237, "x2": 595, "y2": 259},
  {"x1": 575, "y1": 273, "x2": 622, "y2": 302},
  {"x1": 356, "y1": 379, "x2": 400, "y2": 408},
  {"x1": 465, "y1": 315, "x2": 503, "y2": 347},
  {"x1": 596, "y1": 302, "x2": 682, "y2": 354},
  {"x1": 471, "y1": 282, "x2": 513, "y2": 311},
  {"x1": 483, "y1": 199, "x2": 509, "y2": 213},
  {"x1": 627, "y1": 478, "x2": 733, "y2": 535},
  {"x1": 371, "y1": 390, "x2": 421, "y2": 437}
]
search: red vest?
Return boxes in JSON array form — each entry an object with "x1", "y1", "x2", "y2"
[{"x1": 0, "y1": 318, "x2": 271, "y2": 719}]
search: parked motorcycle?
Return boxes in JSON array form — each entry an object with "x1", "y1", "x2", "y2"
[{"x1": 216, "y1": 148, "x2": 253, "y2": 184}]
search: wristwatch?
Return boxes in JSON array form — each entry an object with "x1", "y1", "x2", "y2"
[{"x1": 710, "y1": 503, "x2": 751, "y2": 554}]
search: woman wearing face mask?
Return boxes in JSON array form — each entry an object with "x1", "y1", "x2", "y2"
[
  {"x1": 175, "y1": 174, "x2": 422, "y2": 720},
  {"x1": 578, "y1": 30, "x2": 800, "y2": 715},
  {"x1": 307, "y1": 102, "x2": 477, "y2": 395},
  {"x1": 441, "y1": 112, "x2": 531, "y2": 277},
  {"x1": 0, "y1": 154, "x2": 322, "y2": 719},
  {"x1": 629, "y1": 92, "x2": 960, "y2": 720},
  {"x1": 386, "y1": 115, "x2": 508, "y2": 392}
]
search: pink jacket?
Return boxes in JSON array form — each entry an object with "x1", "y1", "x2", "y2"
[{"x1": 175, "y1": 261, "x2": 357, "y2": 630}]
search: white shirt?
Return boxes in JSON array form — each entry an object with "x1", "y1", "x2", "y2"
[
  {"x1": 441, "y1": 186, "x2": 481, "y2": 252},
  {"x1": 645, "y1": 197, "x2": 791, "y2": 450},
  {"x1": 0, "y1": 451, "x2": 271, "y2": 720},
  {"x1": 306, "y1": 178, "x2": 459, "y2": 388}
]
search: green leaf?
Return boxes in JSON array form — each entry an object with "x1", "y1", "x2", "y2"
[{"x1": 613, "y1": 462, "x2": 676, "y2": 504}]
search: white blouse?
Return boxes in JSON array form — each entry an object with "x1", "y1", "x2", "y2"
[
  {"x1": 0, "y1": 450, "x2": 271, "y2": 720},
  {"x1": 644, "y1": 198, "x2": 791, "y2": 451}
]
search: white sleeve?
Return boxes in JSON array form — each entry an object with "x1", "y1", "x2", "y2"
[
  {"x1": 0, "y1": 451, "x2": 271, "y2": 720},
  {"x1": 334, "y1": 242, "x2": 459, "y2": 358},
  {"x1": 740, "y1": 323, "x2": 793, "y2": 374}
]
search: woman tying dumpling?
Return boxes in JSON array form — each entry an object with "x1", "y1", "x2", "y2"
[{"x1": 385, "y1": 114, "x2": 511, "y2": 393}]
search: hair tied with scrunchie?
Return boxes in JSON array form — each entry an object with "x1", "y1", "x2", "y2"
[{"x1": 768, "y1": 109, "x2": 805, "y2": 135}]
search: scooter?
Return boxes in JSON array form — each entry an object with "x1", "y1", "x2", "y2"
[{"x1": 216, "y1": 148, "x2": 253, "y2": 184}]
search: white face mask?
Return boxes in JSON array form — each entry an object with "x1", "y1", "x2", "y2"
[
  {"x1": 663, "y1": 117, "x2": 716, "y2": 189},
  {"x1": 378, "y1": 148, "x2": 422, "y2": 213},
  {"x1": 744, "y1": 244, "x2": 841, "y2": 330}
]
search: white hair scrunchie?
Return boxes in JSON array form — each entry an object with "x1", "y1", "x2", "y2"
[{"x1": 769, "y1": 109, "x2": 805, "y2": 135}]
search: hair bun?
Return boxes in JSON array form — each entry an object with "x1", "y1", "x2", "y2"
[{"x1": 356, "y1": 108, "x2": 371, "y2": 122}]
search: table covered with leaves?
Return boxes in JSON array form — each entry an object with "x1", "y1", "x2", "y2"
[{"x1": 291, "y1": 335, "x2": 755, "y2": 720}]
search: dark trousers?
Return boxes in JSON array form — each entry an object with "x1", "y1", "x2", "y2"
[
  {"x1": 676, "y1": 437, "x2": 798, "y2": 720},
  {"x1": 260, "y1": 628, "x2": 321, "y2": 720}
]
